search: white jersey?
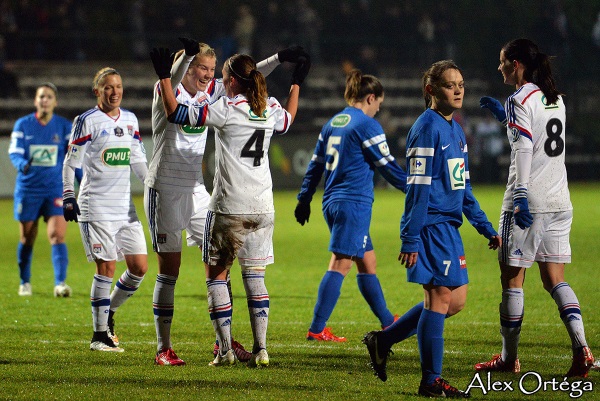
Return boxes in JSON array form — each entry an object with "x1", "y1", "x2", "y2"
[
  {"x1": 145, "y1": 54, "x2": 226, "y2": 193},
  {"x1": 187, "y1": 94, "x2": 292, "y2": 214},
  {"x1": 502, "y1": 83, "x2": 571, "y2": 213},
  {"x1": 64, "y1": 107, "x2": 146, "y2": 221}
]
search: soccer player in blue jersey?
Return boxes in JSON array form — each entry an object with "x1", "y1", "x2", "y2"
[
  {"x1": 295, "y1": 69, "x2": 407, "y2": 342},
  {"x1": 9, "y1": 83, "x2": 74, "y2": 297},
  {"x1": 362, "y1": 60, "x2": 501, "y2": 398}
]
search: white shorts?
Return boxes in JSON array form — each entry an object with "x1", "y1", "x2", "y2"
[
  {"x1": 498, "y1": 210, "x2": 572, "y2": 268},
  {"x1": 79, "y1": 220, "x2": 147, "y2": 262},
  {"x1": 203, "y1": 211, "x2": 274, "y2": 268},
  {"x1": 144, "y1": 186, "x2": 210, "y2": 252}
]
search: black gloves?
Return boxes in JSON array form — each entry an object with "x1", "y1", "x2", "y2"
[
  {"x1": 294, "y1": 201, "x2": 311, "y2": 226},
  {"x1": 278, "y1": 46, "x2": 309, "y2": 63},
  {"x1": 150, "y1": 47, "x2": 173, "y2": 79},
  {"x1": 292, "y1": 55, "x2": 311, "y2": 86},
  {"x1": 179, "y1": 36, "x2": 200, "y2": 56},
  {"x1": 63, "y1": 197, "x2": 80, "y2": 222}
]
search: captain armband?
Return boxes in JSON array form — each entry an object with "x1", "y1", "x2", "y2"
[{"x1": 167, "y1": 104, "x2": 191, "y2": 125}]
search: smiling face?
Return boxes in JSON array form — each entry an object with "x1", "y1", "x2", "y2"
[
  {"x1": 429, "y1": 68, "x2": 464, "y2": 117},
  {"x1": 182, "y1": 55, "x2": 217, "y2": 95},
  {"x1": 498, "y1": 49, "x2": 517, "y2": 86},
  {"x1": 34, "y1": 86, "x2": 57, "y2": 118},
  {"x1": 95, "y1": 73, "x2": 123, "y2": 115}
]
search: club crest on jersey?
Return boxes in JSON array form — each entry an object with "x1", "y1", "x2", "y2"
[
  {"x1": 447, "y1": 157, "x2": 465, "y2": 189},
  {"x1": 249, "y1": 108, "x2": 268, "y2": 121},
  {"x1": 410, "y1": 157, "x2": 426, "y2": 175},
  {"x1": 127, "y1": 125, "x2": 133, "y2": 136},
  {"x1": 93, "y1": 244, "x2": 102, "y2": 254},
  {"x1": 114, "y1": 127, "x2": 124, "y2": 137},
  {"x1": 157, "y1": 234, "x2": 167, "y2": 244},
  {"x1": 102, "y1": 147, "x2": 130, "y2": 166},
  {"x1": 331, "y1": 114, "x2": 351, "y2": 128}
]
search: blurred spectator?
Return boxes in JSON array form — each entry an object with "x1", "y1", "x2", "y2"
[
  {"x1": 130, "y1": 0, "x2": 149, "y2": 61},
  {"x1": 233, "y1": 4, "x2": 256, "y2": 55},
  {"x1": 0, "y1": 34, "x2": 18, "y2": 98},
  {"x1": 474, "y1": 115, "x2": 504, "y2": 183},
  {"x1": 295, "y1": 0, "x2": 322, "y2": 63},
  {"x1": 417, "y1": 12, "x2": 436, "y2": 65},
  {"x1": 0, "y1": 0, "x2": 18, "y2": 59},
  {"x1": 592, "y1": 11, "x2": 600, "y2": 48}
]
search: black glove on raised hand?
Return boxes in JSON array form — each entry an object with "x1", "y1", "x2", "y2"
[
  {"x1": 179, "y1": 37, "x2": 200, "y2": 56},
  {"x1": 150, "y1": 48, "x2": 173, "y2": 79},
  {"x1": 277, "y1": 46, "x2": 309, "y2": 63},
  {"x1": 294, "y1": 201, "x2": 311, "y2": 226},
  {"x1": 63, "y1": 197, "x2": 80, "y2": 222},
  {"x1": 292, "y1": 56, "x2": 311, "y2": 86}
]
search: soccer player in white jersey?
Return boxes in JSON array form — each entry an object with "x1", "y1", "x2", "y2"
[
  {"x1": 63, "y1": 67, "x2": 149, "y2": 352},
  {"x1": 151, "y1": 46, "x2": 310, "y2": 367},
  {"x1": 146, "y1": 37, "x2": 309, "y2": 366},
  {"x1": 475, "y1": 39, "x2": 594, "y2": 377}
]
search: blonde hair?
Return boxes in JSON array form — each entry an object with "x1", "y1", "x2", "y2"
[
  {"x1": 173, "y1": 42, "x2": 217, "y2": 65},
  {"x1": 92, "y1": 67, "x2": 120, "y2": 91}
]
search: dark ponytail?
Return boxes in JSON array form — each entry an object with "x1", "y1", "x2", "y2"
[{"x1": 502, "y1": 38, "x2": 561, "y2": 105}]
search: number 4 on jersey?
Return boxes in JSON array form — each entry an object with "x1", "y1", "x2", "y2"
[{"x1": 241, "y1": 129, "x2": 265, "y2": 166}]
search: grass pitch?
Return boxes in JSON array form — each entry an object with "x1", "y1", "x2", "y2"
[{"x1": 0, "y1": 184, "x2": 598, "y2": 400}]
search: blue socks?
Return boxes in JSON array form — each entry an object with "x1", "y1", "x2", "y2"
[
  {"x1": 309, "y1": 271, "x2": 344, "y2": 334},
  {"x1": 418, "y1": 309, "x2": 445, "y2": 385},
  {"x1": 357, "y1": 273, "x2": 395, "y2": 328},
  {"x1": 17, "y1": 243, "x2": 33, "y2": 284},
  {"x1": 51, "y1": 243, "x2": 68, "y2": 285},
  {"x1": 379, "y1": 301, "x2": 424, "y2": 349}
]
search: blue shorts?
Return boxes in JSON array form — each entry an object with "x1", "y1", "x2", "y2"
[
  {"x1": 324, "y1": 200, "x2": 373, "y2": 258},
  {"x1": 406, "y1": 221, "x2": 468, "y2": 287},
  {"x1": 14, "y1": 191, "x2": 63, "y2": 222}
]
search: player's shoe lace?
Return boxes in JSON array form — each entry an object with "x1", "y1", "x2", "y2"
[
  {"x1": 155, "y1": 348, "x2": 186, "y2": 366},
  {"x1": 90, "y1": 331, "x2": 124, "y2": 353},
  {"x1": 248, "y1": 349, "x2": 269, "y2": 368},
  {"x1": 362, "y1": 331, "x2": 392, "y2": 382},
  {"x1": 566, "y1": 346, "x2": 594, "y2": 378},
  {"x1": 474, "y1": 354, "x2": 520, "y2": 373},
  {"x1": 306, "y1": 327, "x2": 347, "y2": 342},
  {"x1": 18, "y1": 283, "x2": 32, "y2": 296},
  {"x1": 209, "y1": 349, "x2": 237, "y2": 367},
  {"x1": 213, "y1": 338, "x2": 252, "y2": 362},
  {"x1": 418, "y1": 377, "x2": 470, "y2": 398}
]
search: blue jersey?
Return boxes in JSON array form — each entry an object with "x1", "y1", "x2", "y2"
[
  {"x1": 9, "y1": 113, "x2": 72, "y2": 196},
  {"x1": 297, "y1": 106, "x2": 406, "y2": 208},
  {"x1": 401, "y1": 109, "x2": 496, "y2": 253}
]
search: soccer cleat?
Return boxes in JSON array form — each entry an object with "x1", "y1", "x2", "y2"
[
  {"x1": 362, "y1": 330, "x2": 392, "y2": 382},
  {"x1": 474, "y1": 354, "x2": 520, "y2": 373},
  {"x1": 155, "y1": 348, "x2": 186, "y2": 366},
  {"x1": 213, "y1": 338, "x2": 252, "y2": 362},
  {"x1": 209, "y1": 349, "x2": 237, "y2": 367},
  {"x1": 90, "y1": 331, "x2": 124, "y2": 352},
  {"x1": 418, "y1": 377, "x2": 470, "y2": 398},
  {"x1": 18, "y1": 283, "x2": 32, "y2": 296},
  {"x1": 53, "y1": 282, "x2": 71, "y2": 297},
  {"x1": 566, "y1": 346, "x2": 594, "y2": 378},
  {"x1": 248, "y1": 349, "x2": 269, "y2": 368},
  {"x1": 107, "y1": 313, "x2": 119, "y2": 347},
  {"x1": 306, "y1": 327, "x2": 347, "y2": 342}
]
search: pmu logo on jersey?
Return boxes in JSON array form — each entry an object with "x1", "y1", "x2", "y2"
[
  {"x1": 28, "y1": 144, "x2": 58, "y2": 167},
  {"x1": 459, "y1": 255, "x2": 467, "y2": 269},
  {"x1": 331, "y1": 114, "x2": 351, "y2": 128},
  {"x1": 114, "y1": 127, "x2": 124, "y2": 137},
  {"x1": 249, "y1": 108, "x2": 268, "y2": 121},
  {"x1": 102, "y1": 148, "x2": 130, "y2": 166},
  {"x1": 447, "y1": 157, "x2": 465, "y2": 189},
  {"x1": 180, "y1": 125, "x2": 208, "y2": 135}
]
